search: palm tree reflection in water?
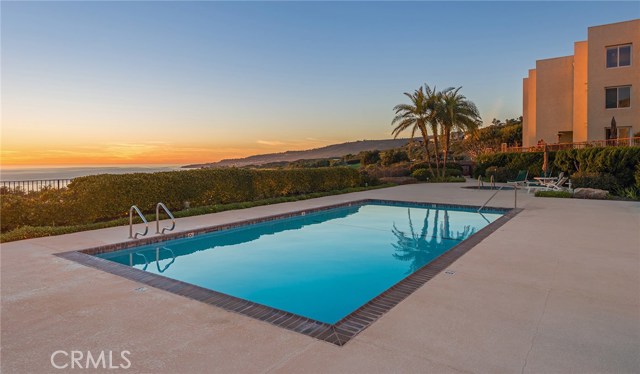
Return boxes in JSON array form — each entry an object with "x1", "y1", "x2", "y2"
[{"x1": 392, "y1": 208, "x2": 475, "y2": 274}]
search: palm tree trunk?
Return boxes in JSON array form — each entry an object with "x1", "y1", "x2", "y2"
[
  {"x1": 442, "y1": 128, "x2": 451, "y2": 177},
  {"x1": 418, "y1": 126, "x2": 435, "y2": 177},
  {"x1": 431, "y1": 124, "x2": 440, "y2": 177}
]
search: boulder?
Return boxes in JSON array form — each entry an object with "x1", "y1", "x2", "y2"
[{"x1": 573, "y1": 188, "x2": 609, "y2": 199}]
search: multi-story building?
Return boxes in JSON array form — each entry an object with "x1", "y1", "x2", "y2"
[{"x1": 522, "y1": 19, "x2": 639, "y2": 147}]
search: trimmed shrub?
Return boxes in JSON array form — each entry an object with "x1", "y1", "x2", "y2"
[
  {"x1": 474, "y1": 151, "x2": 553, "y2": 179},
  {"x1": 1, "y1": 168, "x2": 361, "y2": 232},
  {"x1": 485, "y1": 166, "x2": 516, "y2": 183},
  {"x1": 476, "y1": 147, "x2": 640, "y2": 193},
  {"x1": 411, "y1": 168, "x2": 432, "y2": 181},
  {"x1": 555, "y1": 147, "x2": 640, "y2": 188},
  {"x1": 359, "y1": 170, "x2": 379, "y2": 186},
  {"x1": 570, "y1": 172, "x2": 619, "y2": 191},
  {"x1": 534, "y1": 191, "x2": 573, "y2": 198}
]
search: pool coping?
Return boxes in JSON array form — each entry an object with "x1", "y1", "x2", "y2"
[{"x1": 55, "y1": 199, "x2": 522, "y2": 346}]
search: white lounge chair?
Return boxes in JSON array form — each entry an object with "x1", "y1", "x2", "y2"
[{"x1": 527, "y1": 175, "x2": 569, "y2": 193}]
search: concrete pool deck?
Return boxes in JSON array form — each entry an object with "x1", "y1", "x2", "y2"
[{"x1": 2, "y1": 181, "x2": 639, "y2": 373}]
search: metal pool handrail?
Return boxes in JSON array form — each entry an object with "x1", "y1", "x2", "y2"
[
  {"x1": 478, "y1": 184, "x2": 519, "y2": 213},
  {"x1": 129, "y1": 205, "x2": 149, "y2": 239},
  {"x1": 478, "y1": 186, "x2": 505, "y2": 213},
  {"x1": 155, "y1": 202, "x2": 176, "y2": 234}
]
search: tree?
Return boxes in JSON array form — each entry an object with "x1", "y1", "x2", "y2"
[
  {"x1": 381, "y1": 149, "x2": 409, "y2": 166},
  {"x1": 391, "y1": 86, "x2": 439, "y2": 176},
  {"x1": 359, "y1": 150, "x2": 381, "y2": 166},
  {"x1": 438, "y1": 87, "x2": 482, "y2": 176},
  {"x1": 423, "y1": 85, "x2": 447, "y2": 177},
  {"x1": 461, "y1": 117, "x2": 522, "y2": 159}
]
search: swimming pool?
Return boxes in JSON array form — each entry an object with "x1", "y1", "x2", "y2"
[{"x1": 62, "y1": 200, "x2": 516, "y2": 345}]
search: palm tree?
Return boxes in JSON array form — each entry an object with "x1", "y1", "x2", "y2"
[
  {"x1": 423, "y1": 85, "x2": 448, "y2": 177},
  {"x1": 391, "y1": 208, "x2": 475, "y2": 274},
  {"x1": 391, "y1": 87, "x2": 435, "y2": 176},
  {"x1": 438, "y1": 87, "x2": 481, "y2": 176}
]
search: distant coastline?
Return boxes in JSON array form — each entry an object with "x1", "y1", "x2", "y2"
[{"x1": 0, "y1": 165, "x2": 183, "y2": 181}]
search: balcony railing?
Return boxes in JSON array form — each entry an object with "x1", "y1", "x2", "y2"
[{"x1": 501, "y1": 137, "x2": 640, "y2": 153}]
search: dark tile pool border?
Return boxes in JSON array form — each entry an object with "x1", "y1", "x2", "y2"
[{"x1": 55, "y1": 199, "x2": 521, "y2": 346}]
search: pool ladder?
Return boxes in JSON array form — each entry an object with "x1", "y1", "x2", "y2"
[
  {"x1": 129, "y1": 247, "x2": 176, "y2": 273},
  {"x1": 477, "y1": 175, "x2": 496, "y2": 189},
  {"x1": 129, "y1": 202, "x2": 176, "y2": 239}
]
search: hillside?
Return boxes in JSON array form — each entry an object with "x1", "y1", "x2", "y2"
[{"x1": 183, "y1": 139, "x2": 413, "y2": 168}]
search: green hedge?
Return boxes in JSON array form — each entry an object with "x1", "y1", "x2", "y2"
[
  {"x1": 534, "y1": 191, "x2": 573, "y2": 198},
  {"x1": 554, "y1": 147, "x2": 640, "y2": 188},
  {"x1": 1, "y1": 167, "x2": 361, "y2": 232},
  {"x1": 475, "y1": 147, "x2": 640, "y2": 188},
  {"x1": 474, "y1": 152, "x2": 555, "y2": 181}
]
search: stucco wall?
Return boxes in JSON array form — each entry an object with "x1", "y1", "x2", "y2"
[
  {"x1": 523, "y1": 77, "x2": 530, "y2": 147},
  {"x1": 573, "y1": 41, "x2": 589, "y2": 142},
  {"x1": 587, "y1": 20, "x2": 640, "y2": 141},
  {"x1": 536, "y1": 56, "x2": 574, "y2": 144},
  {"x1": 526, "y1": 69, "x2": 537, "y2": 146}
]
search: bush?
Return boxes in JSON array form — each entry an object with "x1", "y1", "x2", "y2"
[
  {"x1": 364, "y1": 164, "x2": 411, "y2": 178},
  {"x1": 570, "y1": 172, "x2": 619, "y2": 191},
  {"x1": 614, "y1": 186, "x2": 640, "y2": 200},
  {"x1": 0, "y1": 168, "x2": 361, "y2": 232},
  {"x1": 429, "y1": 176, "x2": 466, "y2": 183},
  {"x1": 484, "y1": 166, "x2": 516, "y2": 183},
  {"x1": 359, "y1": 170, "x2": 379, "y2": 186},
  {"x1": 443, "y1": 162, "x2": 463, "y2": 171},
  {"x1": 534, "y1": 191, "x2": 573, "y2": 198},
  {"x1": 411, "y1": 168, "x2": 432, "y2": 181},
  {"x1": 1, "y1": 184, "x2": 394, "y2": 243},
  {"x1": 474, "y1": 151, "x2": 553, "y2": 179},
  {"x1": 444, "y1": 168, "x2": 463, "y2": 177},
  {"x1": 555, "y1": 147, "x2": 640, "y2": 188},
  {"x1": 410, "y1": 162, "x2": 463, "y2": 173},
  {"x1": 381, "y1": 149, "x2": 409, "y2": 166},
  {"x1": 476, "y1": 147, "x2": 640, "y2": 194},
  {"x1": 360, "y1": 150, "x2": 381, "y2": 166}
]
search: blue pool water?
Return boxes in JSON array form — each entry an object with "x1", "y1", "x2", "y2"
[{"x1": 98, "y1": 202, "x2": 503, "y2": 324}]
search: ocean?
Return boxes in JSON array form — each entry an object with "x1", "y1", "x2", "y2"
[{"x1": 0, "y1": 165, "x2": 185, "y2": 181}]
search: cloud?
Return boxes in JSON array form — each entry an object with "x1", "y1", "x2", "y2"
[{"x1": 256, "y1": 140, "x2": 285, "y2": 146}]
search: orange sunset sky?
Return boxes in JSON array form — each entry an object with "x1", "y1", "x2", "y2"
[{"x1": 3, "y1": 2, "x2": 631, "y2": 167}]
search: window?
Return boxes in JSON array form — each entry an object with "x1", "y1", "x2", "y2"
[
  {"x1": 607, "y1": 45, "x2": 632, "y2": 68},
  {"x1": 605, "y1": 86, "x2": 631, "y2": 109},
  {"x1": 605, "y1": 127, "x2": 631, "y2": 141}
]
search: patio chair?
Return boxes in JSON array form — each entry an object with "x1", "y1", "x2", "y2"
[
  {"x1": 507, "y1": 170, "x2": 529, "y2": 187},
  {"x1": 545, "y1": 176, "x2": 569, "y2": 191},
  {"x1": 527, "y1": 175, "x2": 569, "y2": 193}
]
